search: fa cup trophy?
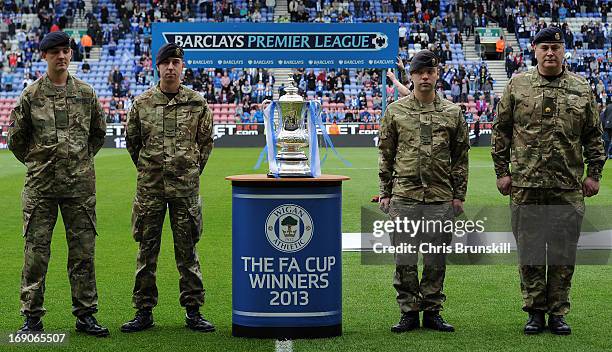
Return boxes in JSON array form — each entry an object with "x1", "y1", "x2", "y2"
[{"x1": 262, "y1": 75, "x2": 321, "y2": 177}]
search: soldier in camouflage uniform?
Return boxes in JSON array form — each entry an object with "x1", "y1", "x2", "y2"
[
  {"x1": 378, "y1": 50, "x2": 470, "y2": 333},
  {"x1": 492, "y1": 27, "x2": 606, "y2": 335},
  {"x1": 120, "y1": 43, "x2": 215, "y2": 333},
  {"x1": 8, "y1": 31, "x2": 109, "y2": 337}
]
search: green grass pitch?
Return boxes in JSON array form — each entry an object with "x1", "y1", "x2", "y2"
[{"x1": 0, "y1": 147, "x2": 610, "y2": 351}]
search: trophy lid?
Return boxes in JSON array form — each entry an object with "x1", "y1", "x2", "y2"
[{"x1": 280, "y1": 73, "x2": 303, "y2": 103}]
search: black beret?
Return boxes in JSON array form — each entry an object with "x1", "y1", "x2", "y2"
[
  {"x1": 39, "y1": 31, "x2": 71, "y2": 51},
  {"x1": 409, "y1": 50, "x2": 440, "y2": 73},
  {"x1": 156, "y1": 43, "x2": 184, "y2": 65},
  {"x1": 533, "y1": 27, "x2": 565, "y2": 45}
]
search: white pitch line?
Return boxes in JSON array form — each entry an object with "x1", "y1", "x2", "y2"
[{"x1": 275, "y1": 339, "x2": 293, "y2": 352}]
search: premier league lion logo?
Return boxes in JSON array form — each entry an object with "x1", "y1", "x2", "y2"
[{"x1": 373, "y1": 34, "x2": 388, "y2": 49}]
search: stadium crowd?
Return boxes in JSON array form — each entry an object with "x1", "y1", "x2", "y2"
[{"x1": 0, "y1": 0, "x2": 610, "y2": 133}]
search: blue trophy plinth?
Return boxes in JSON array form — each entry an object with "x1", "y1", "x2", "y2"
[{"x1": 226, "y1": 174, "x2": 349, "y2": 339}]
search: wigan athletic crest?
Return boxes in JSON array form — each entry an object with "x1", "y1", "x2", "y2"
[{"x1": 265, "y1": 204, "x2": 314, "y2": 253}]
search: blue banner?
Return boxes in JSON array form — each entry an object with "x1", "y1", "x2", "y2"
[
  {"x1": 152, "y1": 23, "x2": 398, "y2": 68},
  {"x1": 232, "y1": 185, "x2": 342, "y2": 329}
]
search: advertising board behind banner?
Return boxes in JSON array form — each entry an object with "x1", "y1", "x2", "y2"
[{"x1": 102, "y1": 123, "x2": 490, "y2": 149}]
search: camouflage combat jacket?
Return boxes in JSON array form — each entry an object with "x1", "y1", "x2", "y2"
[
  {"x1": 492, "y1": 67, "x2": 605, "y2": 188},
  {"x1": 8, "y1": 74, "x2": 106, "y2": 197},
  {"x1": 379, "y1": 93, "x2": 470, "y2": 202},
  {"x1": 126, "y1": 84, "x2": 213, "y2": 197}
]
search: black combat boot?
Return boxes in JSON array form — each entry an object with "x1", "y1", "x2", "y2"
[
  {"x1": 549, "y1": 315, "x2": 571, "y2": 335},
  {"x1": 524, "y1": 311, "x2": 545, "y2": 335},
  {"x1": 390, "y1": 311, "x2": 419, "y2": 333},
  {"x1": 17, "y1": 316, "x2": 43, "y2": 333},
  {"x1": 185, "y1": 307, "x2": 215, "y2": 332},
  {"x1": 121, "y1": 309, "x2": 154, "y2": 333},
  {"x1": 75, "y1": 314, "x2": 110, "y2": 337},
  {"x1": 422, "y1": 311, "x2": 455, "y2": 332}
]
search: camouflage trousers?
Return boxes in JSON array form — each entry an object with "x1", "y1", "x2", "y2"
[
  {"x1": 510, "y1": 187, "x2": 584, "y2": 316},
  {"x1": 389, "y1": 196, "x2": 454, "y2": 312},
  {"x1": 20, "y1": 193, "x2": 99, "y2": 318},
  {"x1": 130, "y1": 192, "x2": 205, "y2": 310}
]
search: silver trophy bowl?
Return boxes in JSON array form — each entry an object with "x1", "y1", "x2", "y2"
[{"x1": 263, "y1": 75, "x2": 313, "y2": 177}]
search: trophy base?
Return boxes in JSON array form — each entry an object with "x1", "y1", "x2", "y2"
[{"x1": 269, "y1": 158, "x2": 312, "y2": 178}]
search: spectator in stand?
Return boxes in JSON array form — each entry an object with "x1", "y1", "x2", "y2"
[
  {"x1": 496, "y1": 36, "x2": 505, "y2": 59},
  {"x1": 264, "y1": 83, "x2": 274, "y2": 101},
  {"x1": 460, "y1": 79, "x2": 469, "y2": 103},
  {"x1": 109, "y1": 97, "x2": 118, "y2": 111},
  {"x1": 559, "y1": 4, "x2": 568, "y2": 22},
  {"x1": 241, "y1": 109, "x2": 252, "y2": 123},
  {"x1": 221, "y1": 71, "x2": 231, "y2": 90},
  {"x1": 22, "y1": 73, "x2": 34, "y2": 89},
  {"x1": 475, "y1": 31, "x2": 482, "y2": 59},
  {"x1": 77, "y1": 0, "x2": 86, "y2": 16},
  {"x1": 345, "y1": 109, "x2": 354, "y2": 122},
  {"x1": 234, "y1": 105, "x2": 243, "y2": 123},
  {"x1": 482, "y1": 77, "x2": 494, "y2": 102},
  {"x1": 336, "y1": 108, "x2": 345, "y2": 121},
  {"x1": 3, "y1": 74, "x2": 14, "y2": 91},
  {"x1": 122, "y1": 76, "x2": 130, "y2": 97},
  {"x1": 251, "y1": 9, "x2": 262, "y2": 22},
  {"x1": 316, "y1": 69, "x2": 327, "y2": 86},
  {"x1": 241, "y1": 81, "x2": 252, "y2": 101},
  {"x1": 506, "y1": 52, "x2": 516, "y2": 78},
  {"x1": 314, "y1": 80, "x2": 324, "y2": 98},
  {"x1": 254, "y1": 80, "x2": 265, "y2": 103},
  {"x1": 266, "y1": 0, "x2": 276, "y2": 13},
  {"x1": 329, "y1": 120, "x2": 340, "y2": 135},
  {"x1": 204, "y1": 85, "x2": 216, "y2": 104},
  {"x1": 108, "y1": 39, "x2": 117, "y2": 56},
  {"x1": 108, "y1": 66, "x2": 123, "y2": 86},
  {"x1": 348, "y1": 95, "x2": 360, "y2": 110},
  {"x1": 320, "y1": 108, "x2": 329, "y2": 123},
  {"x1": 278, "y1": 83, "x2": 286, "y2": 97},
  {"x1": 359, "y1": 109, "x2": 371, "y2": 123},
  {"x1": 373, "y1": 93, "x2": 383, "y2": 110},
  {"x1": 112, "y1": 82, "x2": 122, "y2": 97},
  {"x1": 81, "y1": 33, "x2": 93, "y2": 59},
  {"x1": 253, "y1": 107, "x2": 264, "y2": 123},
  {"x1": 110, "y1": 109, "x2": 121, "y2": 123},
  {"x1": 451, "y1": 79, "x2": 461, "y2": 103},
  {"x1": 475, "y1": 95, "x2": 488, "y2": 115},
  {"x1": 603, "y1": 104, "x2": 612, "y2": 158},
  {"x1": 306, "y1": 69, "x2": 316, "y2": 92}
]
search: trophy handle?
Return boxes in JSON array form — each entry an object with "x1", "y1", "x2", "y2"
[
  {"x1": 310, "y1": 100, "x2": 322, "y2": 113},
  {"x1": 310, "y1": 100, "x2": 322, "y2": 111},
  {"x1": 307, "y1": 100, "x2": 322, "y2": 132},
  {"x1": 261, "y1": 99, "x2": 272, "y2": 112},
  {"x1": 261, "y1": 99, "x2": 279, "y2": 133}
]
